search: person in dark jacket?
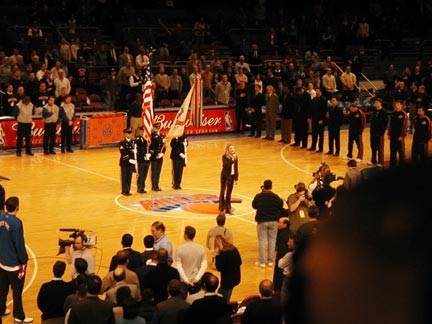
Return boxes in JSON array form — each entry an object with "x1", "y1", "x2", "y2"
[
  {"x1": 368, "y1": 98, "x2": 388, "y2": 166},
  {"x1": 326, "y1": 97, "x2": 344, "y2": 156},
  {"x1": 388, "y1": 100, "x2": 408, "y2": 168},
  {"x1": 214, "y1": 235, "x2": 242, "y2": 302},
  {"x1": 308, "y1": 89, "x2": 327, "y2": 152},
  {"x1": 249, "y1": 84, "x2": 266, "y2": 138},
  {"x1": 291, "y1": 86, "x2": 311, "y2": 148},
  {"x1": 411, "y1": 106, "x2": 431, "y2": 163},
  {"x1": 219, "y1": 144, "x2": 239, "y2": 214},
  {"x1": 252, "y1": 180, "x2": 285, "y2": 268},
  {"x1": 170, "y1": 133, "x2": 188, "y2": 190}
]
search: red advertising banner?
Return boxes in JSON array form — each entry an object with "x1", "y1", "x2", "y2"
[
  {"x1": 0, "y1": 106, "x2": 237, "y2": 149},
  {"x1": 0, "y1": 118, "x2": 80, "y2": 149},
  {"x1": 154, "y1": 106, "x2": 236, "y2": 135}
]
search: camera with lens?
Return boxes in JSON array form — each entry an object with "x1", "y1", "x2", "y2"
[{"x1": 57, "y1": 228, "x2": 97, "y2": 255}]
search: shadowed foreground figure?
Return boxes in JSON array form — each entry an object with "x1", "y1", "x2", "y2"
[{"x1": 286, "y1": 160, "x2": 432, "y2": 324}]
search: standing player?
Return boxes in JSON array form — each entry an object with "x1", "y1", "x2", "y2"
[
  {"x1": 12, "y1": 96, "x2": 34, "y2": 156},
  {"x1": 368, "y1": 98, "x2": 388, "y2": 166},
  {"x1": 149, "y1": 122, "x2": 166, "y2": 191},
  {"x1": 343, "y1": 103, "x2": 366, "y2": 163},
  {"x1": 388, "y1": 100, "x2": 408, "y2": 168},
  {"x1": 0, "y1": 196, "x2": 33, "y2": 323},
  {"x1": 135, "y1": 126, "x2": 151, "y2": 193},
  {"x1": 411, "y1": 107, "x2": 431, "y2": 163},
  {"x1": 170, "y1": 132, "x2": 188, "y2": 190},
  {"x1": 218, "y1": 144, "x2": 238, "y2": 215},
  {"x1": 326, "y1": 97, "x2": 344, "y2": 156},
  {"x1": 119, "y1": 128, "x2": 136, "y2": 196}
]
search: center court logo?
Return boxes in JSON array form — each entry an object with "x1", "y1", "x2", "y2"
[{"x1": 138, "y1": 193, "x2": 242, "y2": 214}]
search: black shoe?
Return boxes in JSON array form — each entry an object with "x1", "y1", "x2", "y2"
[
  {"x1": 61, "y1": 150, "x2": 65, "y2": 153},
  {"x1": 66, "y1": 149, "x2": 74, "y2": 153},
  {"x1": 316, "y1": 150, "x2": 323, "y2": 153},
  {"x1": 254, "y1": 135, "x2": 260, "y2": 138},
  {"x1": 301, "y1": 146, "x2": 307, "y2": 149},
  {"x1": 325, "y1": 151, "x2": 333, "y2": 155},
  {"x1": 16, "y1": 152, "x2": 22, "y2": 157},
  {"x1": 268, "y1": 137, "x2": 274, "y2": 140},
  {"x1": 153, "y1": 187, "x2": 162, "y2": 191},
  {"x1": 307, "y1": 147, "x2": 315, "y2": 151},
  {"x1": 262, "y1": 137, "x2": 269, "y2": 140},
  {"x1": 278, "y1": 139, "x2": 285, "y2": 142},
  {"x1": 248, "y1": 134, "x2": 254, "y2": 137},
  {"x1": 26, "y1": 151, "x2": 34, "y2": 156},
  {"x1": 290, "y1": 143, "x2": 300, "y2": 146},
  {"x1": 44, "y1": 151, "x2": 49, "y2": 155},
  {"x1": 333, "y1": 152, "x2": 339, "y2": 156},
  {"x1": 123, "y1": 192, "x2": 132, "y2": 196},
  {"x1": 49, "y1": 151, "x2": 56, "y2": 155},
  {"x1": 137, "y1": 189, "x2": 146, "y2": 193}
]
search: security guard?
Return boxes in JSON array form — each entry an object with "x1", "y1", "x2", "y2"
[
  {"x1": 149, "y1": 122, "x2": 166, "y2": 191},
  {"x1": 119, "y1": 128, "x2": 136, "y2": 196}
]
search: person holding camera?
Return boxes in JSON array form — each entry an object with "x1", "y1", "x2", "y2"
[
  {"x1": 287, "y1": 182, "x2": 314, "y2": 232},
  {"x1": 65, "y1": 233, "x2": 95, "y2": 279}
]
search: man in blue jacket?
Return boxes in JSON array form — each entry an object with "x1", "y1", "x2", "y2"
[{"x1": 0, "y1": 196, "x2": 33, "y2": 323}]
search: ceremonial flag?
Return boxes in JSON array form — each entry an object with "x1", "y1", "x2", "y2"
[
  {"x1": 190, "y1": 76, "x2": 203, "y2": 128},
  {"x1": 142, "y1": 79, "x2": 154, "y2": 144},
  {"x1": 166, "y1": 85, "x2": 194, "y2": 139}
]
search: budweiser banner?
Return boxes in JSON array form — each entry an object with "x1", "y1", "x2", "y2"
[{"x1": 0, "y1": 107, "x2": 236, "y2": 149}]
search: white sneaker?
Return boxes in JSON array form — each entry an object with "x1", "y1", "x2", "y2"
[
  {"x1": 268, "y1": 262, "x2": 274, "y2": 267},
  {"x1": 342, "y1": 156, "x2": 351, "y2": 160},
  {"x1": 14, "y1": 317, "x2": 33, "y2": 323},
  {"x1": 367, "y1": 161, "x2": 374, "y2": 166},
  {"x1": 3, "y1": 308, "x2": 11, "y2": 315},
  {"x1": 355, "y1": 158, "x2": 362, "y2": 163},
  {"x1": 255, "y1": 261, "x2": 265, "y2": 268}
]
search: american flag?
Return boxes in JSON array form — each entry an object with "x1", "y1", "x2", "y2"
[{"x1": 141, "y1": 67, "x2": 154, "y2": 144}]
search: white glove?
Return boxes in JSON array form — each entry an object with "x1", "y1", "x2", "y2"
[
  {"x1": 129, "y1": 159, "x2": 137, "y2": 165},
  {"x1": 145, "y1": 153, "x2": 151, "y2": 160},
  {"x1": 179, "y1": 153, "x2": 186, "y2": 159},
  {"x1": 156, "y1": 153, "x2": 164, "y2": 159}
]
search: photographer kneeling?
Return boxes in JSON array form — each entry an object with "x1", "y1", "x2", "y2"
[
  {"x1": 65, "y1": 233, "x2": 95, "y2": 279},
  {"x1": 286, "y1": 182, "x2": 315, "y2": 232}
]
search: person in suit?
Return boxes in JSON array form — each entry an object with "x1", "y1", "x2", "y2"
[
  {"x1": 37, "y1": 261, "x2": 75, "y2": 324},
  {"x1": 141, "y1": 248, "x2": 180, "y2": 304},
  {"x1": 218, "y1": 144, "x2": 239, "y2": 214},
  {"x1": 264, "y1": 85, "x2": 280, "y2": 140},
  {"x1": 170, "y1": 132, "x2": 188, "y2": 190},
  {"x1": 185, "y1": 274, "x2": 232, "y2": 324},
  {"x1": 67, "y1": 275, "x2": 115, "y2": 324},
  {"x1": 249, "y1": 84, "x2": 266, "y2": 138},
  {"x1": 109, "y1": 234, "x2": 143, "y2": 272},
  {"x1": 152, "y1": 279, "x2": 190, "y2": 324},
  {"x1": 241, "y1": 279, "x2": 283, "y2": 324},
  {"x1": 119, "y1": 128, "x2": 136, "y2": 196}
]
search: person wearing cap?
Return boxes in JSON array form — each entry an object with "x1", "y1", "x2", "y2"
[
  {"x1": 135, "y1": 126, "x2": 151, "y2": 193},
  {"x1": 252, "y1": 180, "x2": 285, "y2": 268},
  {"x1": 149, "y1": 122, "x2": 166, "y2": 191},
  {"x1": 286, "y1": 182, "x2": 314, "y2": 232},
  {"x1": 388, "y1": 100, "x2": 408, "y2": 168},
  {"x1": 12, "y1": 96, "x2": 34, "y2": 156},
  {"x1": 368, "y1": 98, "x2": 388, "y2": 166},
  {"x1": 119, "y1": 128, "x2": 136, "y2": 196},
  {"x1": 170, "y1": 132, "x2": 188, "y2": 190}
]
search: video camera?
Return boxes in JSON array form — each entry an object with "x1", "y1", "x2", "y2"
[{"x1": 57, "y1": 228, "x2": 97, "y2": 255}]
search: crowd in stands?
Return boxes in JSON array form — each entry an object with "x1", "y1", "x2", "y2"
[{"x1": 1, "y1": 0, "x2": 432, "y2": 116}]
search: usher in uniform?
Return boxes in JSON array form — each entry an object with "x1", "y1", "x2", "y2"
[
  {"x1": 135, "y1": 132, "x2": 151, "y2": 193},
  {"x1": 149, "y1": 126, "x2": 166, "y2": 191},
  {"x1": 119, "y1": 131, "x2": 135, "y2": 195},
  {"x1": 170, "y1": 134, "x2": 188, "y2": 190}
]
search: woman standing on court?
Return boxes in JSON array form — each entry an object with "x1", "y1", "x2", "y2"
[{"x1": 218, "y1": 144, "x2": 238, "y2": 214}]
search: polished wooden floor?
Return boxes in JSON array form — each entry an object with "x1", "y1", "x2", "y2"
[{"x1": 0, "y1": 129, "x2": 421, "y2": 322}]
